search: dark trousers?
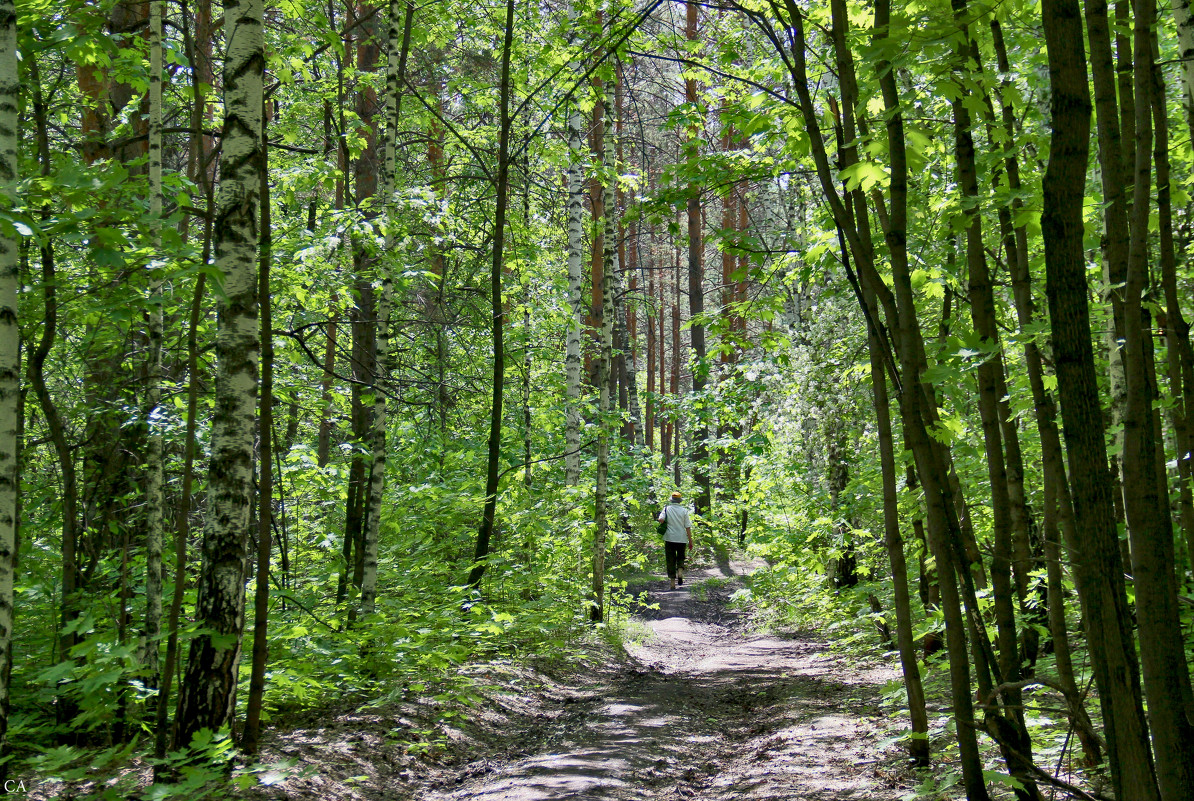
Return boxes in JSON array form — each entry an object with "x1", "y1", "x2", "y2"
[{"x1": 664, "y1": 541, "x2": 687, "y2": 579}]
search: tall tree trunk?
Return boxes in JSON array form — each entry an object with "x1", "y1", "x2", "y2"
[
  {"x1": 29, "y1": 63, "x2": 82, "y2": 739},
  {"x1": 989, "y1": 13, "x2": 1099, "y2": 764},
  {"x1": 646, "y1": 232, "x2": 656, "y2": 452},
  {"x1": 155, "y1": 205, "x2": 210, "y2": 766},
  {"x1": 0, "y1": 0, "x2": 19, "y2": 776},
  {"x1": 592, "y1": 81, "x2": 615, "y2": 623},
  {"x1": 157, "y1": 0, "x2": 216, "y2": 757},
  {"x1": 1120, "y1": 2, "x2": 1194, "y2": 794},
  {"x1": 243, "y1": 121, "x2": 273, "y2": 754},
  {"x1": 671, "y1": 259, "x2": 682, "y2": 487},
  {"x1": 587, "y1": 43, "x2": 605, "y2": 390},
  {"x1": 174, "y1": 0, "x2": 263, "y2": 745},
  {"x1": 776, "y1": 4, "x2": 991, "y2": 791},
  {"x1": 948, "y1": 5, "x2": 1039, "y2": 794},
  {"x1": 358, "y1": 0, "x2": 413, "y2": 617},
  {"x1": 660, "y1": 269, "x2": 671, "y2": 468},
  {"x1": 1087, "y1": 0, "x2": 1132, "y2": 556},
  {"x1": 564, "y1": 1, "x2": 586, "y2": 486},
  {"x1": 142, "y1": 0, "x2": 165, "y2": 737},
  {"x1": 317, "y1": 295, "x2": 337, "y2": 468},
  {"x1": 867, "y1": 0, "x2": 928, "y2": 765},
  {"x1": 686, "y1": 0, "x2": 710, "y2": 517},
  {"x1": 467, "y1": 0, "x2": 514, "y2": 588},
  {"x1": 1041, "y1": 0, "x2": 1160, "y2": 795},
  {"x1": 1168, "y1": 0, "x2": 1194, "y2": 145},
  {"x1": 1153, "y1": 30, "x2": 1194, "y2": 580},
  {"x1": 353, "y1": 1, "x2": 384, "y2": 619}
]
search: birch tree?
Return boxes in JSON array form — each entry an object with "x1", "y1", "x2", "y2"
[
  {"x1": 1169, "y1": 0, "x2": 1194, "y2": 142},
  {"x1": 564, "y1": 4, "x2": 586, "y2": 486},
  {"x1": 358, "y1": 0, "x2": 413, "y2": 617},
  {"x1": 142, "y1": 0, "x2": 165, "y2": 723},
  {"x1": 0, "y1": 0, "x2": 18, "y2": 774},
  {"x1": 174, "y1": 0, "x2": 264, "y2": 745},
  {"x1": 591, "y1": 80, "x2": 616, "y2": 623}
]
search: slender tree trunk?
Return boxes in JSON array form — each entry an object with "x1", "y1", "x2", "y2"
[
  {"x1": 155, "y1": 241, "x2": 209, "y2": 765},
  {"x1": 686, "y1": 0, "x2": 710, "y2": 517},
  {"x1": 156, "y1": 0, "x2": 216, "y2": 753},
  {"x1": 30, "y1": 66, "x2": 82, "y2": 738},
  {"x1": 587, "y1": 49, "x2": 605, "y2": 390},
  {"x1": 352, "y1": 2, "x2": 385, "y2": 619},
  {"x1": 243, "y1": 121, "x2": 273, "y2": 754},
  {"x1": 346, "y1": 287, "x2": 374, "y2": 609},
  {"x1": 357, "y1": 0, "x2": 413, "y2": 617},
  {"x1": 467, "y1": 0, "x2": 514, "y2": 588},
  {"x1": 1168, "y1": 0, "x2": 1194, "y2": 145},
  {"x1": 1153, "y1": 30, "x2": 1194, "y2": 579},
  {"x1": 1086, "y1": 0, "x2": 1132, "y2": 552},
  {"x1": 564, "y1": 1, "x2": 586, "y2": 486},
  {"x1": 660, "y1": 269, "x2": 670, "y2": 468},
  {"x1": 646, "y1": 235, "x2": 656, "y2": 452},
  {"x1": 592, "y1": 85, "x2": 615, "y2": 622},
  {"x1": 174, "y1": 0, "x2": 263, "y2": 745},
  {"x1": 856, "y1": 247, "x2": 930, "y2": 767},
  {"x1": 949, "y1": 6, "x2": 1039, "y2": 794},
  {"x1": 989, "y1": 13, "x2": 1099, "y2": 764},
  {"x1": 671, "y1": 262, "x2": 681, "y2": 486},
  {"x1": 1120, "y1": 2, "x2": 1194, "y2": 793},
  {"x1": 142, "y1": 0, "x2": 165, "y2": 735},
  {"x1": 1041, "y1": 0, "x2": 1159, "y2": 795},
  {"x1": 317, "y1": 296, "x2": 337, "y2": 468},
  {"x1": 0, "y1": 0, "x2": 19, "y2": 775}
]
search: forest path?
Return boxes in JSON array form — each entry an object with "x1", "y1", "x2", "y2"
[{"x1": 420, "y1": 560, "x2": 901, "y2": 801}]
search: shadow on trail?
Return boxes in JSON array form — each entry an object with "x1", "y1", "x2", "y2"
[
  {"x1": 424, "y1": 562, "x2": 893, "y2": 800},
  {"x1": 712, "y1": 543, "x2": 734, "y2": 576},
  {"x1": 427, "y1": 658, "x2": 881, "y2": 800}
]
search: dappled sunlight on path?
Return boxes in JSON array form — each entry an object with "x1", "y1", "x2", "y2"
[{"x1": 421, "y1": 560, "x2": 899, "y2": 800}]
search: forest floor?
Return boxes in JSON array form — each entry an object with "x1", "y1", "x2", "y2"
[{"x1": 248, "y1": 557, "x2": 919, "y2": 801}]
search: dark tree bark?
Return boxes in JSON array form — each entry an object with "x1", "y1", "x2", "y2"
[
  {"x1": 29, "y1": 64, "x2": 82, "y2": 740},
  {"x1": 757, "y1": 2, "x2": 993, "y2": 793},
  {"x1": 686, "y1": 0, "x2": 710, "y2": 517},
  {"x1": 243, "y1": 119, "x2": 273, "y2": 755},
  {"x1": 1119, "y1": 1, "x2": 1194, "y2": 794},
  {"x1": 1041, "y1": 0, "x2": 1159, "y2": 795},
  {"x1": 1152, "y1": 29, "x2": 1194, "y2": 584},
  {"x1": 989, "y1": 13, "x2": 1100, "y2": 766},
  {"x1": 948, "y1": 5, "x2": 1040, "y2": 795},
  {"x1": 467, "y1": 0, "x2": 514, "y2": 588}
]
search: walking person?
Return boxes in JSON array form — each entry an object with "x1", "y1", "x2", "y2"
[{"x1": 658, "y1": 491, "x2": 693, "y2": 590}]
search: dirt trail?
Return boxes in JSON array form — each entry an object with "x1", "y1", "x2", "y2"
[{"x1": 421, "y1": 561, "x2": 901, "y2": 801}]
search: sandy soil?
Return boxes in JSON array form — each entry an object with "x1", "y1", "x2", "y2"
[{"x1": 414, "y1": 560, "x2": 902, "y2": 801}]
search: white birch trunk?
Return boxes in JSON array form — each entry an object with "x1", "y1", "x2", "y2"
[
  {"x1": 143, "y1": 0, "x2": 164, "y2": 698},
  {"x1": 0, "y1": 0, "x2": 19, "y2": 760},
  {"x1": 1103, "y1": 266, "x2": 1128, "y2": 523},
  {"x1": 564, "y1": 6, "x2": 585, "y2": 486},
  {"x1": 524, "y1": 306, "x2": 533, "y2": 485},
  {"x1": 1169, "y1": 0, "x2": 1194, "y2": 136},
  {"x1": 592, "y1": 94, "x2": 616, "y2": 623},
  {"x1": 614, "y1": 272, "x2": 643, "y2": 447},
  {"x1": 175, "y1": 0, "x2": 262, "y2": 744}
]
